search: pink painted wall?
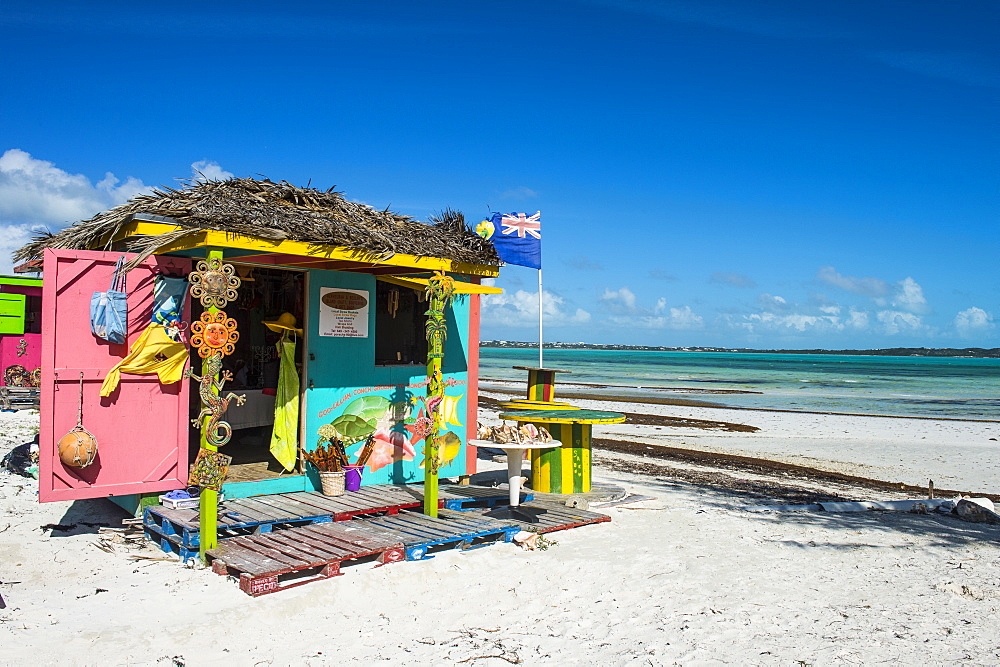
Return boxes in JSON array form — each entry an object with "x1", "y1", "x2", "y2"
[
  {"x1": 39, "y1": 249, "x2": 192, "y2": 503},
  {"x1": 0, "y1": 333, "x2": 41, "y2": 387}
]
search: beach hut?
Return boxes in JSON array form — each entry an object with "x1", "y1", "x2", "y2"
[
  {"x1": 0, "y1": 274, "x2": 42, "y2": 382},
  {"x1": 16, "y1": 177, "x2": 501, "y2": 513},
  {"x1": 0, "y1": 274, "x2": 43, "y2": 407}
]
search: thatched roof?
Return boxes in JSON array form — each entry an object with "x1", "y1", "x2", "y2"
[{"x1": 14, "y1": 177, "x2": 500, "y2": 269}]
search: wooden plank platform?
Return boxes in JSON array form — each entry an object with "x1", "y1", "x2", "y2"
[
  {"x1": 277, "y1": 486, "x2": 427, "y2": 520},
  {"x1": 143, "y1": 484, "x2": 539, "y2": 562},
  {"x1": 207, "y1": 522, "x2": 405, "y2": 596},
  {"x1": 438, "y1": 484, "x2": 534, "y2": 510},
  {"x1": 143, "y1": 484, "x2": 454, "y2": 556},
  {"x1": 349, "y1": 509, "x2": 520, "y2": 561},
  {"x1": 475, "y1": 500, "x2": 611, "y2": 534},
  {"x1": 144, "y1": 498, "x2": 334, "y2": 552}
]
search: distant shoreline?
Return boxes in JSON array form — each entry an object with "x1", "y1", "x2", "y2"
[
  {"x1": 481, "y1": 342, "x2": 1000, "y2": 358},
  {"x1": 480, "y1": 382, "x2": 1000, "y2": 424}
]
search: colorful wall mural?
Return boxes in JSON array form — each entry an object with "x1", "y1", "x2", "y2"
[
  {"x1": 302, "y1": 270, "x2": 472, "y2": 487},
  {"x1": 312, "y1": 375, "x2": 468, "y2": 483}
]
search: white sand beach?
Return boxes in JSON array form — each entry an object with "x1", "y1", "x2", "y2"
[{"x1": 3, "y1": 400, "x2": 1000, "y2": 666}]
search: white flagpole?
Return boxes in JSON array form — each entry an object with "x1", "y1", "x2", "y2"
[{"x1": 538, "y1": 268, "x2": 544, "y2": 367}]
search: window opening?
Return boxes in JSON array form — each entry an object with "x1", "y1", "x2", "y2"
[{"x1": 374, "y1": 281, "x2": 427, "y2": 366}]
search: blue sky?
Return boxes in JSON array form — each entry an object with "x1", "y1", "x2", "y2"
[{"x1": 1, "y1": 1, "x2": 997, "y2": 349}]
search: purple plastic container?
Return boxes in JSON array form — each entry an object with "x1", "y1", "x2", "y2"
[{"x1": 343, "y1": 465, "x2": 364, "y2": 492}]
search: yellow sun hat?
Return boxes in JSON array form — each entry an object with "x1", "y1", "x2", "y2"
[{"x1": 263, "y1": 312, "x2": 303, "y2": 335}]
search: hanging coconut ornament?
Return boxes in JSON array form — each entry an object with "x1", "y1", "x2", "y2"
[
  {"x1": 58, "y1": 426, "x2": 98, "y2": 468},
  {"x1": 59, "y1": 373, "x2": 97, "y2": 468}
]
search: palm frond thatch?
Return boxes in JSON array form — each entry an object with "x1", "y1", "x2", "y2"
[{"x1": 14, "y1": 177, "x2": 500, "y2": 269}]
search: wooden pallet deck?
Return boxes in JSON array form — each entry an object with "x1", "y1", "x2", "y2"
[
  {"x1": 145, "y1": 484, "x2": 541, "y2": 563},
  {"x1": 350, "y1": 509, "x2": 521, "y2": 560},
  {"x1": 207, "y1": 522, "x2": 405, "y2": 596},
  {"x1": 144, "y1": 498, "x2": 334, "y2": 554},
  {"x1": 438, "y1": 484, "x2": 534, "y2": 510},
  {"x1": 145, "y1": 484, "x2": 453, "y2": 559},
  {"x1": 277, "y1": 487, "x2": 427, "y2": 520},
  {"x1": 476, "y1": 500, "x2": 611, "y2": 534}
]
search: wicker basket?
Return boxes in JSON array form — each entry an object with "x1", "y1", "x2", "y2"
[{"x1": 318, "y1": 471, "x2": 346, "y2": 496}]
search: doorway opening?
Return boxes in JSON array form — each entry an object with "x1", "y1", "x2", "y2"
[{"x1": 188, "y1": 264, "x2": 305, "y2": 483}]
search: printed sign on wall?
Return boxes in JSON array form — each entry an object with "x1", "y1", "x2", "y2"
[{"x1": 318, "y1": 288, "x2": 370, "y2": 337}]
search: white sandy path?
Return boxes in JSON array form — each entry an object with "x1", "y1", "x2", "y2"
[
  {"x1": 3, "y1": 410, "x2": 1000, "y2": 665},
  {"x1": 502, "y1": 393, "x2": 1000, "y2": 495}
]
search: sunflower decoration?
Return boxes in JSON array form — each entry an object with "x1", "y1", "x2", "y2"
[
  {"x1": 188, "y1": 257, "x2": 241, "y2": 309},
  {"x1": 190, "y1": 310, "x2": 240, "y2": 358}
]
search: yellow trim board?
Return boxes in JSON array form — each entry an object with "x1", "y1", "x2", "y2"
[
  {"x1": 112, "y1": 220, "x2": 501, "y2": 277},
  {"x1": 375, "y1": 275, "x2": 503, "y2": 295}
]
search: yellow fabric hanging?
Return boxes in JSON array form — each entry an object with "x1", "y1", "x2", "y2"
[
  {"x1": 269, "y1": 331, "x2": 299, "y2": 471},
  {"x1": 100, "y1": 323, "x2": 189, "y2": 397}
]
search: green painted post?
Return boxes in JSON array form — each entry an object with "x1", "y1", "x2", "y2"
[
  {"x1": 422, "y1": 272, "x2": 457, "y2": 517},
  {"x1": 199, "y1": 248, "x2": 224, "y2": 561}
]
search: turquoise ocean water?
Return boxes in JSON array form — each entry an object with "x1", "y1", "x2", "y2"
[{"x1": 479, "y1": 348, "x2": 1000, "y2": 420}]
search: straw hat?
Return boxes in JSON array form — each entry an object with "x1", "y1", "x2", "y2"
[{"x1": 263, "y1": 312, "x2": 303, "y2": 335}]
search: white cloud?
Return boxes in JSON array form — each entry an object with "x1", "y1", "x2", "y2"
[
  {"x1": 600, "y1": 288, "x2": 703, "y2": 330},
  {"x1": 609, "y1": 311, "x2": 702, "y2": 330},
  {"x1": 732, "y1": 305, "x2": 872, "y2": 335},
  {"x1": 0, "y1": 148, "x2": 154, "y2": 273},
  {"x1": 875, "y1": 310, "x2": 926, "y2": 335},
  {"x1": 191, "y1": 160, "x2": 234, "y2": 182},
  {"x1": 891, "y1": 276, "x2": 929, "y2": 314},
  {"x1": 757, "y1": 293, "x2": 788, "y2": 312},
  {"x1": 0, "y1": 149, "x2": 110, "y2": 224},
  {"x1": 845, "y1": 310, "x2": 869, "y2": 330},
  {"x1": 97, "y1": 172, "x2": 150, "y2": 205},
  {"x1": 954, "y1": 307, "x2": 994, "y2": 337},
  {"x1": 481, "y1": 289, "x2": 591, "y2": 328},
  {"x1": 0, "y1": 223, "x2": 40, "y2": 274},
  {"x1": 664, "y1": 305, "x2": 704, "y2": 330},
  {"x1": 599, "y1": 286, "x2": 638, "y2": 314},
  {"x1": 817, "y1": 266, "x2": 890, "y2": 299},
  {"x1": 740, "y1": 312, "x2": 834, "y2": 333},
  {"x1": 608, "y1": 304, "x2": 704, "y2": 330}
]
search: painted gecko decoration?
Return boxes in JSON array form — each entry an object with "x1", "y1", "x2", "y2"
[{"x1": 187, "y1": 353, "x2": 246, "y2": 447}]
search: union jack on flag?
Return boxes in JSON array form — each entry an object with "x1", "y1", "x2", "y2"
[
  {"x1": 499, "y1": 211, "x2": 541, "y2": 240},
  {"x1": 483, "y1": 210, "x2": 542, "y2": 269}
]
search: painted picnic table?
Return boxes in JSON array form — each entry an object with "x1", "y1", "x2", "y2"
[
  {"x1": 498, "y1": 407, "x2": 626, "y2": 494},
  {"x1": 469, "y1": 438, "x2": 562, "y2": 520}
]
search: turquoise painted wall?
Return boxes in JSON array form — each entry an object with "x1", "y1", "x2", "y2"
[{"x1": 303, "y1": 270, "x2": 472, "y2": 486}]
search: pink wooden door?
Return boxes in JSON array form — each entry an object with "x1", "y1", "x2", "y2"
[{"x1": 39, "y1": 249, "x2": 192, "y2": 502}]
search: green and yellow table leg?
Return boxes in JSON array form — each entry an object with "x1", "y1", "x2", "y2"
[{"x1": 529, "y1": 422, "x2": 592, "y2": 494}]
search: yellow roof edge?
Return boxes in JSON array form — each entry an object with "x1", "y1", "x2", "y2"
[
  {"x1": 113, "y1": 220, "x2": 501, "y2": 277},
  {"x1": 375, "y1": 275, "x2": 503, "y2": 295}
]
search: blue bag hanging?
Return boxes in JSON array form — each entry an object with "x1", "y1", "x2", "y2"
[{"x1": 90, "y1": 256, "x2": 129, "y2": 344}]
